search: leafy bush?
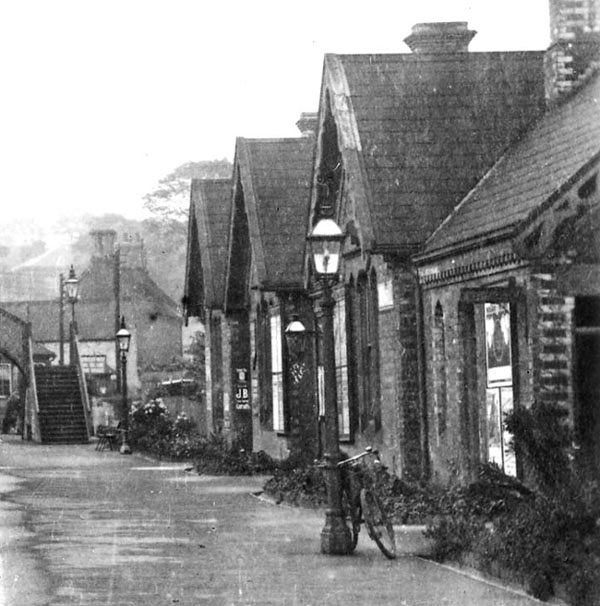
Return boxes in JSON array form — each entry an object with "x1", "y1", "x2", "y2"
[
  {"x1": 193, "y1": 434, "x2": 279, "y2": 476},
  {"x1": 128, "y1": 397, "x2": 281, "y2": 472},
  {"x1": 129, "y1": 398, "x2": 178, "y2": 458},
  {"x1": 470, "y1": 486, "x2": 600, "y2": 604},
  {"x1": 423, "y1": 402, "x2": 600, "y2": 604},
  {"x1": 263, "y1": 465, "x2": 327, "y2": 508},
  {"x1": 504, "y1": 402, "x2": 573, "y2": 492},
  {"x1": 1, "y1": 392, "x2": 22, "y2": 434}
]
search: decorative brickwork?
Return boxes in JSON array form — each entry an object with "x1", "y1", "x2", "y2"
[{"x1": 531, "y1": 272, "x2": 575, "y2": 422}]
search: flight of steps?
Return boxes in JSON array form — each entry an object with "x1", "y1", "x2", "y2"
[{"x1": 35, "y1": 366, "x2": 88, "y2": 444}]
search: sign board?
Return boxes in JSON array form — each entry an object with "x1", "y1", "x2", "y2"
[{"x1": 234, "y1": 368, "x2": 250, "y2": 410}]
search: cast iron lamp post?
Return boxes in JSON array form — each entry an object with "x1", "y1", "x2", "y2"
[
  {"x1": 65, "y1": 265, "x2": 79, "y2": 326},
  {"x1": 307, "y1": 217, "x2": 353, "y2": 555},
  {"x1": 116, "y1": 316, "x2": 132, "y2": 455},
  {"x1": 284, "y1": 314, "x2": 307, "y2": 352},
  {"x1": 64, "y1": 265, "x2": 79, "y2": 365}
]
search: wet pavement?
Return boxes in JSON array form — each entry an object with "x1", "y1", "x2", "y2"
[{"x1": 0, "y1": 435, "x2": 561, "y2": 605}]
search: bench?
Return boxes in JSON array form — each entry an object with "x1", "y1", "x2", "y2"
[{"x1": 95, "y1": 424, "x2": 120, "y2": 451}]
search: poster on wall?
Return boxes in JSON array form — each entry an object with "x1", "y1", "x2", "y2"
[
  {"x1": 485, "y1": 303, "x2": 512, "y2": 385},
  {"x1": 486, "y1": 386, "x2": 517, "y2": 477}
]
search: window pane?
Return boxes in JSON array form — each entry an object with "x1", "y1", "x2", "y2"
[
  {"x1": 336, "y1": 366, "x2": 350, "y2": 436},
  {"x1": 500, "y1": 387, "x2": 516, "y2": 477},
  {"x1": 333, "y1": 296, "x2": 350, "y2": 438},
  {"x1": 0, "y1": 364, "x2": 11, "y2": 397},
  {"x1": 270, "y1": 312, "x2": 284, "y2": 432},
  {"x1": 272, "y1": 372, "x2": 284, "y2": 432},
  {"x1": 485, "y1": 303, "x2": 512, "y2": 385},
  {"x1": 270, "y1": 314, "x2": 282, "y2": 373}
]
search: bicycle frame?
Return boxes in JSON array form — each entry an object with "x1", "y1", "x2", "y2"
[
  {"x1": 338, "y1": 447, "x2": 383, "y2": 493},
  {"x1": 334, "y1": 447, "x2": 396, "y2": 558}
]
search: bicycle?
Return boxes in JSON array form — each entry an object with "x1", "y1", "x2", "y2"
[{"x1": 337, "y1": 446, "x2": 396, "y2": 559}]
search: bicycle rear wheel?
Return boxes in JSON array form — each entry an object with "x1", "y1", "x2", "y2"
[{"x1": 360, "y1": 488, "x2": 396, "y2": 559}]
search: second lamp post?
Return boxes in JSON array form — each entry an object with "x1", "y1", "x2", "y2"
[
  {"x1": 116, "y1": 316, "x2": 132, "y2": 455},
  {"x1": 307, "y1": 217, "x2": 353, "y2": 555},
  {"x1": 64, "y1": 265, "x2": 79, "y2": 365}
]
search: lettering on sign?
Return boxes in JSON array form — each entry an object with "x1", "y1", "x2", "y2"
[{"x1": 235, "y1": 368, "x2": 251, "y2": 410}]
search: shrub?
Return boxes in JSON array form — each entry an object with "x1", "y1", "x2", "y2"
[
  {"x1": 263, "y1": 465, "x2": 327, "y2": 508},
  {"x1": 129, "y1": 398, "x2": 176, "y2": 458},
  {"x1": 1, "y1": 392, "x2": 22, "y2": 434},
  {"x1": 472, "y1": 487, "x2": 600, "y2": 604},
  {"x1": 504, "y1": 401, "x2": 573, "y2": 493},
  {"x1": 422, "y1": 401, "x2": 600, "y2": 604},
  {"x1": 189, "y1": 434, "x2": 279, "y2": 475}
]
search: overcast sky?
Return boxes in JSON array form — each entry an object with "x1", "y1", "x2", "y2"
[{"x1": 0, "y1": 0, "x2": 550, "y2": 224}]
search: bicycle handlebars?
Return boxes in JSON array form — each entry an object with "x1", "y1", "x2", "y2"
[{"x1": 337, "y1": 446, "x2": 380, "y2": 468}]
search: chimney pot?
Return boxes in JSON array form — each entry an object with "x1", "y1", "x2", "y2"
[
  {"x1": 89, "y1": 229, "x2": 116, "y2": 258},
  {"x1": 404, "y1": 22, "x2": 476, "y2": 54},
  {"x1": 296, "y1": 112, "x2": 318, "y2": 137}
]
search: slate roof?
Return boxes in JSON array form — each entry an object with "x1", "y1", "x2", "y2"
[
  {"x1": 323, "y1": 51, "x2": 546, "y2": 252},
  {"x1": 2, "y1": 256, "x2": 180, "y2": 343},
  {"x1": 185, "y1": 178, "x2": 232, "y2": 311},
  {"x1": 424, "y1": 71, "x2": 600, "y2": 256},
  {"x1": 79, "y1": 260, "x2": 179, "y2": 318},
  {"x1": 232, "y1": 137, "x2": 314, "y2": 289},
  {"x1": 1, "y1": 300, "x2": 115, "y2": 342}
]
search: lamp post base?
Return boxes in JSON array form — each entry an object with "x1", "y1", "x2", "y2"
[
  {"x1": 119, "y1": 431, "x2": 132, "y2": 455},
  {"x1": 320, "y1": 509, "x2": 353, "y2": 555},
  {"x1": 119, "y1": 442, "x2": 132, "y2": 455}
]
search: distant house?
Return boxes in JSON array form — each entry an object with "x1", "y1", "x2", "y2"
[{"x1": 1, "y1": 229, "x2": 184, "y2": 430}]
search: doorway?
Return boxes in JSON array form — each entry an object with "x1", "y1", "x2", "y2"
[
  {"x1": 574, "y1": 296, "x2": 600, "y2": 476},
  {"x1": 484, "y1": 302, "x2": 516, "y2": 476}
]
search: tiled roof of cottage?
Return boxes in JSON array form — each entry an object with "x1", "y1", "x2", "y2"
[
  {"x1": 1, "y1": 300, "x2": 115, "y2": 342},
  {"x1": 79, "y1": 260, "x2": 179, "y2": 318},
  {"x1": 424, "y1": 71, "x2": 600, "y2": 256},
  {"x1": 233, "y1": 137, "x2": 314, "y2": 289},
  {"x1": 323, "y1": 51, "x2": 546, "y2": 251},
  {"x1": 186, "y1": 179, "x2": 232, "y2": 311}
]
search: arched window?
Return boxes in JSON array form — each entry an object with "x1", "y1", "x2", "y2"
[
  {"x1": 333, "y1": 288, "x2": 350, "y2": 438},
  {"x1": 367, "y1": 269, "x2": 381, "y2": 431},
  {"x1": 349, "y1": 270, "x2": 381, "y2": 436},
  {"x1": 433, "y1": 302, "x2": 448, "y2": 442},
  {"x1": 270, "y1": 306, "x2": 285, "y2": 433}
]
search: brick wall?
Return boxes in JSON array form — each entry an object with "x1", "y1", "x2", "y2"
[
  {"x1": 391, "y1": 265, "x2": 424, "y2": 479},
  {"x1": 206, "y1": 309, "x2": 224, "y2": 434},
  {"x1": 227, "y1": 310, "x2": 252, "y2": 451},
  {"x1": 246, "y1": 292, "x2": 319, "y2": 462},
  {"x1": 531, "y1": 272, "x2": 575, "y2": 419}
]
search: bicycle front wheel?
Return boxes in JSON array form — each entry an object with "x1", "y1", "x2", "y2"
[
  {"x1": 360, "y1": 488, "x2": 396, "y2": 559},
  {"x1": 341, "y1": 488, "x2": 360, "y2": 551}
]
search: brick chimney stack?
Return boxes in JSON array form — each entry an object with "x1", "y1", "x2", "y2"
[
  {"x1": 546, "y1": 0, "x2": 600, "y2": 103},
  {"x1": 119, "y1": 233, "x2": 146, "y2": 270},
  {"x1": 404, "y1": 22, "x2": 477, "y2": 53},
  {"x1": 296, "y1": 112, "x2": 318, "y2": 137},
  {"x1": 90, "y1": 229, "x2": 116, "y2": 258}
]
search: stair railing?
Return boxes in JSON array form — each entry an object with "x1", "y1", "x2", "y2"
[
  {"x1": 25, "y1": 333, "x2": 41, "y2": 442},
  {"x1": 71, "y1": 334, "x2": 92, "y2": 440}
]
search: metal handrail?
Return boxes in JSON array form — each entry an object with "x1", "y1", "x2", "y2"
[
  {"x1": 26, "y1": 334, "x2": 41, "y2": 441},
  {"x1": 72, "y1": 334, "x2": 92, "y2": 439}
]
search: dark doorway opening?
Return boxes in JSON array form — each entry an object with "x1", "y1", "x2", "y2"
[{"x1": 574, "y1": 296, "x2": 600, "y2": 477}]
